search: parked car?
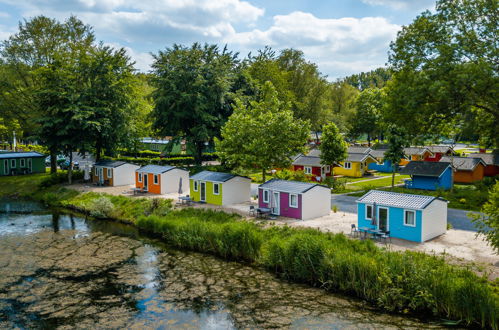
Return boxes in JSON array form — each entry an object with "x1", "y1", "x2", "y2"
[
  {"x1": 60, "y1": 160, "x2": 79, "y2": 170},
  {"x1": 45, "y1": 155, "x2": 67, "y2": 166}
]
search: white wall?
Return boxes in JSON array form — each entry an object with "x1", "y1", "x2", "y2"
[
  {"x1": 301, "y1": 186, "x2": 331, "y2": 220},
  {"x1": 114, "y1": 164, "x2": 140, "y2": 186},
  {"x1": 421, "y1": 199, "x2": 447, "y2": 242},
  {"x1": 222, "y1": 177, "x2": 251, "y2": 205},
  {"x1": 161, "y1": 168, "x2": 190, "y2": 194}
]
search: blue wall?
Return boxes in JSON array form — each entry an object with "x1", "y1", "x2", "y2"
[
  {"x1": 357, "y1": 203, "x2": 423, "y2": 242},
  {"x1": 410, "y1": 166, "x2": 453, "y2": 191},
  {"x1": 368, "y1": 159, "x2": 393, "y2": 173}
]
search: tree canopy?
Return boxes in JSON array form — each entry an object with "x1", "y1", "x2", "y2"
[{"x1": 319, "y1": 122, "x2": 348, "y2": 182}]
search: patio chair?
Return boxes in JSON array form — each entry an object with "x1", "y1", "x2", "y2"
[
  {"x1": 249, "y1": 205, "x2": 256, "y2": 217},
  {"x1": 379, "y1": 231, "x2": 391, "y2": 244},
  {"x1": 350, "y1": 224, "x2": 360, "y2": 238}
]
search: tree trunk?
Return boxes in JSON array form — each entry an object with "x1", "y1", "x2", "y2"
[
  {"x1": 68, "y1": 151, "x2": 73, "y2": 185},
  {"x1": 50, "y1": 149, "x2": 57, "y2": 174},
  {"x1": 262, "y1": 168, "x2": 266, "y2": 183},
  {"x1": 194, "y1": 141, "x2": 204, "y2": 166},
  {"x1": 315, "y1": 131, "x2": 320, "y2": 144},
  {"x1": 391, "y1": 165, "x2": 395, "y2": 189},
  {"x1": 95, "y1": 142, "x2": 102, "y2": 162},
  {"x1": 367, "y1": 133, "x2": 371, "y2": 147}
]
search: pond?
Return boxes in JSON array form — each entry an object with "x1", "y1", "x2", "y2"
[{"x1": 0, "y1": 199, "x2": 444, "y2": 329}]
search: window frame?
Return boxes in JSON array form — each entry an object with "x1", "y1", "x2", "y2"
[
  {"x1": 20, "y1": 158, "x2": 25, "y2": 167},
  {"x1": 343, "y1": 162, "x2": 351, "y2": 169},
  {"x1": 107, "y1": 168, "x2": 112, "y2": 178},
  {"x1": 404, "y1": 209, "x2": 416, "y2": 227},
  {"x1": 10, "y1": 159, "x2": 16, "y2": 168},
  {"x1": 289, "y1": 193, "x2": 298, "y2": 208},
  {"x1": 262, "y1": 189, "x2": 269, "y2": 203},
  {"x1": 365, "y1": 204, "x2": 373, "y2": 220},
  {"x1": 154, "y1": 174, "x2": 159, "y2": 185},
  {"x1": 325, "y1": 165, "x2": 331, "y2": 173},
  {"x1": 138, "y1": 172, "x2": 142, "y2": 182},
  {"x1": 213, "y1": 183, "x2": 220, "y2": 195},
  {"x1": 304, "y1": 166, "x2": 312, "y2": 175},
  {"x1": 193, "y1": 180, "x2": 198, "y2": 192}
]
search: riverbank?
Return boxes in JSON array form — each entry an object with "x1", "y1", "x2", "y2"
[{"x1": 1, "y1": 174, "x2": 498, "y2": 328}]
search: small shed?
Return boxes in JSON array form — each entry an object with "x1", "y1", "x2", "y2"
[
  {"x1": 356, "y1": 190, "x2": 448, "y2": 242},
  {"x1": 367, "y1": 149, "x2": 394, "y2": 173},
  {"x1": 292, "y1": 151, "x2": 332, "y2": 182},
  {"x1": 135, "y1": 165, "x2": 189, "y2": 194},
  {"x1": 0, "y1": 152, "x2": 45, "y2": 176},
  {"x1": 400, "y1": 161, "x2": 453, "y2": 190},
  {"x1": 189, "y1": 171, "x2": 251, "y2": 205},
  {"x1": 468, "y1": 153, "x2": 499, "y2": 177},
  {"x1": 258, "y1": 179, "x2": 331, "y2": 220},
  {"x1": 425, "y1": 146, "x2": 454, "y2": 162},
  {"x1": 334, "y1": 153, "x2": 376, "y2": 177},
  {"x1": 400, "y1": 147, "x2": 433, "y2": 166},
  {"x1": 93, "y1": 161, "x2": 139, "y2": 186},
  {"x1": 440, "y1": 156, "x2": 486, "y2": 183}
]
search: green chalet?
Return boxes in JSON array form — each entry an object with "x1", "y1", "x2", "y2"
[{"x1": 0, "y1": 152, "x2": 46, "y2": 176}]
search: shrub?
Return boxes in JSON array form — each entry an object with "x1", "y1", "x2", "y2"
[
  {"x1": 39, "y1": 171, "x2": 83, "y2": 188},
  {"x1": 89, "y1": 196, "x2": 115, "y2": 218},
  {"x1": 274, "y1": 169, "x2": 312, "y2": 182}
]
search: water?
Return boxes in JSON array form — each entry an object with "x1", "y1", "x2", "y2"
[{"x1": 0, "y1": 199, "x2": 443, "y2": 329}]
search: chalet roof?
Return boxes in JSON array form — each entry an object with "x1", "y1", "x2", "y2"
[
  {"x1": 190, "y1": 170, "x2": 248, "y2": 182},
  {"x1": 292, "y1": 155, "x2": 323, "y2": 167},
  {"x1": 306, "y1": 149, "x2": 321, "y2": 157},
  {"x1": 369, "y1": 149, "x2": 388, "y2": 158},
  {"x1": 468, "y1": 153, "x2": 499, "y2": 166},
  {"x1": 0, "y1": 152, "x2": 45, "y2": 159},
  {"x1": 400, "y1": 161, "x2": 451, "y2": 177},
  {"x1": 348, "y1": 146, "x2": 371, "y2": 154},
  {"x1": 440, "y1": 156, "x2": 486, "y2": 171},
  {"x1": 141, "y1": 138, "x2": 170, "y2": 145},
  {"x1": 356, "y1": 190, "x2": 446, "y2": 210},
  {"x1": 93, "y1": 161, "x2": 127, "y2": 168},
  {"x1": 426, "y1": 145, "x2": 453, "y2": 154},
  {"x1": 404, "y1": 147, "x2": 432, "y2": 156},
  {"x1": 136, "y1": 165, "x2": 178, "y2": 174},
  {"x1": 346, "y1": 153, "x2": 376, "y2": 163},
  {"x1": 259, "y1": 179, "x2": 329, "y2": 194}
]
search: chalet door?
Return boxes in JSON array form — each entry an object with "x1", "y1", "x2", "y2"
[
  {"x1": 378, "y1": 207, "x2": 389, "y2": 232},
  {"x1": 200, "y1": 182, "x2": 206, "y2": 201},
  {"x1": 27, "y1": 158, "x2": 32, "y2": 173},
  {"x1": 3, "y1": 160, "x2": 8, "y2": 175},
  {"x1": 144, "y1": 174, "x2": 149, "y2": 191},
  {"x1": 98, "y1": 168, "x2": 104, "y2": 183},
  {"x1": 271, "y1": 191, "x2": 280, "y2": 215}
]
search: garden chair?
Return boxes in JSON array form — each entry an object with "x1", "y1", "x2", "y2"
[
  {"x1": 379, "y1": 231, "x2": 391, "y2": 244},
  {"x1": 350, "y1": 224, "x2": 360, "y2": 238},
  {"x1": 249, "y1": 205, "x2": 256, "y2": 217}
]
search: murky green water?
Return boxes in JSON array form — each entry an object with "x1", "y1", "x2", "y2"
[{"x1": 0, "y1": 199, "x2": 443, "y2": 329}]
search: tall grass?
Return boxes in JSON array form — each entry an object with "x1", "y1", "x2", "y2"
[{"x1": 49, "y1": 191, "x2": 499, "y2": 328}]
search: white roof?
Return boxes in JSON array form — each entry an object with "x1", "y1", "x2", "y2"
[{"x1": 356, "y1": 190, "x2": 446, "y2": 209}]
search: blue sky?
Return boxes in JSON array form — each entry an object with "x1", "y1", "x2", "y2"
[{"x1": 0, "y1": 0, "x2": 435, "y2": 79}]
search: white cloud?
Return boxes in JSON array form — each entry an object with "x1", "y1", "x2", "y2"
[
  {"x1": 225, "y1": 11, "x2": 400, "y2": 78},
  {"x1": 361, "y1": 0, "x2": 434, "y2": 10}
]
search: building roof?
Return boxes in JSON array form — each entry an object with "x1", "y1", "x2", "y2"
[
  {"x1": 292, "y1": 155, "x2": 323, "y2": 167},
  {"x1": 306, "y1": 149, "x2": 321, "y2": 157},
  {"x1": 259, "y1": 179, "x2": 329, "y2": 194},
  {"x1": 369, "y1": 149, "x2": 388, "y2": 158},
  {"x1": 404, "y1": 147, "x2": 432, "y2": 156},
  {"x1": 136, "y1": 164, "x2": 177, "y2": 174},
  {"x1": 141, "y1": 137, "x2": 170, "y2": 145},
  {"x1": 348, "y1": 146, "x2": 371, "y2": 154},
  {"x1": 190, "y1": 170, "x2": 248, "y2": 182},
  {"x1": 356, "y1": 190, "x2": 446, "y2": 209},
  {"x1": 346, "y1": 153, "x2": 376, "y2": 163},
  {"x1": 94, "y1": 160, "x2": 127, "y2": 168},
  {"x1": 440, "y1": 156, "x2": 486, "y2": 171},
  {"x1": 0, "y1": 152, "x2": 45, "y2": 159},
  {"x1": 426, "y1": 145, "x2": 453, "y2": 154},
  {"x1": 400, "y1": 161, "x2": 451, "y2": 177},
  {"x1": 468, "y1": 153, "x2": 499, "y2": 166}
]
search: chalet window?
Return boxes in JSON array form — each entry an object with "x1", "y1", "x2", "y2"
[
  {"x1": 263, "y1": 189, "x2": 269, "y2": 203},
  {"x1": 321, "y1": 167, "x2": 325, "y2": 175},
  {"x1": 11, "y1": 159, "x2": 16, "y2": 168},
  {"x1": 194, "y1": 181, "x2": 198, "y2": 191},
  {"x1": 213, "y1": 183, "x2": 220, "y2": 195},
  {"x1": 138, "y1": 173, "x2": 142, "y2": 182},
  {"x1": 344, "y1": 162, "x2": 351, "y2": 169},
  {"x1": 20, "y1": 158, "x2": 25, "y2": 167},
  {"x1": 95, "y1": 167, "x2": 98, "y2": 175},
  {"x1": 154, "y1": 174, "x2": 159, "y2": 184},
  {"x1": 107, "y1": 169, "x2": 112, "y2": 178},
  {"x1": 325, "y1": 165, "x2": 331, "y2": 173},
  {"x1": 404, "y1": 210, "x2": 416, "y2": 227},
  {"x1": 289, "y1": 194, "x2": 298, "y2": 208},
  {"x1": 366, "y1": 205, "x2": 373, "y2": 219},
  {"x1": 304, "y1": 166, "x2": 312, "y2": 174}
]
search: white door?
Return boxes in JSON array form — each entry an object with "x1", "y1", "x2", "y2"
[
  {"x1": 271, "y1": 191, "x2": 280, "y2": 215},
  {"x1": 143, "y1": 174, "x2": 149, "y2": 191},
  {"x1": 200, "y1": 182, "x2": 206, "y2": 201},
  {"x1": 98, "y1": 168, "x2": 104, "y2": 183},
  {"x1": 377, "y1": 207, "x2": 389, "y2": 232}
]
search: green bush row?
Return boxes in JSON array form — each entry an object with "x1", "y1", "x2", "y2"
[
  {"x1": 61, "y1": 192, "x2": 498, "y2": 328},
  {"x1": 101, "y1": 155, "x2": 196, "y2": 166}
]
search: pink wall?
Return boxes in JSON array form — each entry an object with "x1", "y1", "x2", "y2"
[{"x1": 258, "y1": 188, "x2": 303, "y2": 219}]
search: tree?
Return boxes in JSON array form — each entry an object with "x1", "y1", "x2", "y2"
[
  {"x1": 349, "y1": 88, "x2": 384, "y2": 145},
  {"x1": 386, "y1": 0, "x2": 498, "y2": 147},
  {"x1": 151, "y1": 43, "x2": 238, "y2": 164},
  {"x1": 328, "y1": 82, "x2": 359, "y2": 133},
  {"x1": 343, "y1": 67, "x2": 392, "y2": 91},
  {"x1": 319, "y1": 122, "x2": 348, "y2": 184},
  {"x1": 216, "y1": 81, "x2": 310, "y2": 182},
  {"x1": 471, "y1": 181, "x2": 499, "y2": 254},
  {"x1": 384, "y1": 125, "x2": 408, "y2": 188}
]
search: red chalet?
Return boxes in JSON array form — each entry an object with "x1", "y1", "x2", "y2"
[
  {"x1": 468, "y1": 152, "x2": 499, "y2": 177},
  {"x1": 424, "y1": 146, "x2": 454, "y2": 162},
  {"x1": 292, "y1": 149, "x2": 332, "y2": 182}
]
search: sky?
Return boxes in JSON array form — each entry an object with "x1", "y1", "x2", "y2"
[{"x1": 0, "y1": 0, "x2": 435, "y2": 80}]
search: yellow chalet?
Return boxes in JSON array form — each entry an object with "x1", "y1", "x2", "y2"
[{"x1": 334, "y1": 152, "x2": 377, "y2": 177}]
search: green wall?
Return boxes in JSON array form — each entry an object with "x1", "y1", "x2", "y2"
[
  {"x1": 189, "y1": 179, "x2": 223, "y2": 205},
  {"x1": 0, "y1": 157, "x2": 45, "y2": 176}
]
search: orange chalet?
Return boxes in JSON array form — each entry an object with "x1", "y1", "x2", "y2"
[{"x1": 440, "y1": 156, "x2": 486, "y2": 183}]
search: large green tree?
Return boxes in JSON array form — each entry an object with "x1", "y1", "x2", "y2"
[
  {"x1": 328, "y1": 82, "x2": 359, "y2": 133},
  {"x1": 216, "y1": 81, "x2": 310, "y2": 182},
  {"x1": 348, "y1": 88, "x2": 384, "y2": 145},
  {"x1": 151, "y1": 43, "x2": 238, "y2": 164},
  {"x1": 385, "y1": 0, "x2": 498, "y2": 147},
  {"x1": 319, "y1": 122, "x2": 348, "y2": 183},
  {"x1": 384, "y1": 125, "x2": 408, "y2": 188}
]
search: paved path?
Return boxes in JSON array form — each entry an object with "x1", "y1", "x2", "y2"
[{"x1": 345, "y1": 174, "x2": 401, "y2": 185}]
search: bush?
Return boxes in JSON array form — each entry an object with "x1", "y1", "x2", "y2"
[
  {"x1": 89, "y1": 196, "x2": 115, "y2": 218},
  {"x1": 323, "y1": 176, "x2": 347, "y2": 191},
  {"x1": 39, "y1": 171, "x2": 84, "y2": 188},
  {"x1": 274, "y1": 169, "x2": 312, "y2": 182}
]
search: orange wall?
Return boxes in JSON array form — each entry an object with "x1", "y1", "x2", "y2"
[
  {"x1": 135, "y1": 172, "x2": 161, "y2": 194},
  {"x1": 453, "y1": 164, "x2": 485, "y2": 183}
]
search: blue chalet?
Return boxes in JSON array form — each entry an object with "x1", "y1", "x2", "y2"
[
  {"x1": 400, "y1": 161, "x2": 453, "y2": 191},
  {"x1": 356, "y1": 190, "x2": 448, "y2": 242},
  {"x1": 368, "y1": 149, "x2": 394, "y2": 173}
]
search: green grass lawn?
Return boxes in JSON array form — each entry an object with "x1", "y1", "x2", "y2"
[{"x1": 0, "y1": 170, "x2": 51, "y2": 198}]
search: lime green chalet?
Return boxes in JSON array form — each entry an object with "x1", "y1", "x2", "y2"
[
  {"x1": 189, "y1": 171, "x2": 251, "y2": 205},
  {"x1": 0, "y1": 152, "x2": 46, "y2": 176}
]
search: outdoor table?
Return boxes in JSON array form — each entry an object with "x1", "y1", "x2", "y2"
[
  {"x1": 256, "y1": 207, "x2": 271, "y2": 219},
  {"x1": 358, "y1": 227, "x2": 382, "y2": 240},
  {"x1": 179, "y1": 196, "x2": 192, "y2": 205}
]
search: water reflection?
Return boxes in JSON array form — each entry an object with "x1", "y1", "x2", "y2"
[{"x1": 0, "y1": 200, "x2": 444, "y2": 329}]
